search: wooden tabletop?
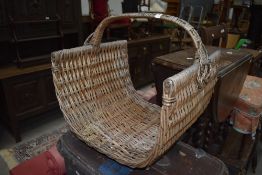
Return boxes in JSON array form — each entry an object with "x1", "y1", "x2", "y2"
[
  {"x1": 153, "y1": 46, "x2": 252, "y2": 73},
  {"x1": 0, "y1": 63, "x2": 51, "y2": 80},
  {"x1": 241, "y1": 48, "x2": 262, "y2": 60}
]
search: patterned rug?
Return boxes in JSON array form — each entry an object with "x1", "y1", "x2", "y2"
[{"x1": 0, "y1": 124, "x2": 68, "y2": 169}]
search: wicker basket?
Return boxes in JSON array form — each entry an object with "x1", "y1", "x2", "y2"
[{"x1": 51, "y1": 13, "x2": 220, "y2": 168}]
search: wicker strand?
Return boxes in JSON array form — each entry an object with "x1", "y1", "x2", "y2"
[
  {"x1": 51, "y1": 13, "x2": 220, "y2": 168},
  {"x1": 86, "y1": 13, "x2": 213, "y2": 86}
]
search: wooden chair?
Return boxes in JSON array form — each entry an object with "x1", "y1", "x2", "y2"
[{"x1": 200, "y1": 24, "x2": 228, "y2": 48}]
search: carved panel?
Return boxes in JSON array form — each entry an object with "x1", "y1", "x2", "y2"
[
  {"x1": 58, "y1": 0, "x2": 75, "y2": 22},
  {"x1": 57, "y1": 0, "x2": 78, "y2": 29},
  {"x1": 63, "y1": 0, "x2": 75, "y2": 23},
  {"x1": 13, "y1": 80, "x2": 43, "y2": 115},
  {"x1": 8, "y1": 0, "x2": 56, "y2": 20},
  {"x1": 45, "y1": 75, "x2": 58, "y2": 107},
  {"x1": 25, "y1": 0, "x2": 46, "y2": 17},
  {"x1": 0, "y1": 0, "x2": 6, "y2": 26}
]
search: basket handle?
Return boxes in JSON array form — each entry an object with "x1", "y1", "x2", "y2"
[{"x1": 85, "y1": 13, "x2": 215, "y2": 85}]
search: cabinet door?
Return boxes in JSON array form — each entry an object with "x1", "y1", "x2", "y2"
[
  {"x1": 129, "y1": 56, "x2": 147, "y2": 89},
  {"x1": 128, "y1": 44, "x2": 151, "y2": 88},
  {"x1": 57, "y1": 0, "x2": 80, "y2": 31},
  {"x1": 8, "y1": 0, "x2": 56, "y2": 20},
  {"x1": 151, "y1": 38, "x2": 170, "y2": 57},
  {"x1": 1, "y1": 70, "x2": 59, "y2": 120},
  {"x1": 0, "y1": 0, "x2": 6, "y2": 26},
  {"x1": 2, "y1": 75, "x2": 45, "y2": 119},
  {"x1": 128, "y1": 36, "x2": 171, "y2": 88},
  {"x1": 14, "y1": 80, "x2": 43, "y2": 115},
  {"x1": 45, "y1": 74, "x2": 58, "y2": 108},
  {"x1": 148, "y1": 38, "x2": 170, "y2": 81},
  {"x1": 0, "y1": 0, "x2": 9, "y2": 41}
]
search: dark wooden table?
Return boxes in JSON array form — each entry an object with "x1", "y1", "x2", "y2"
[
  {"x1": 152, "y1": 46, "x2": 256, "y2": 174},
  {"x1": 152, "y1": 46, "x2": 252, "y2": 122},
  {"x1": 0, "y1": 64, "x2": 58, "y2": 142}
]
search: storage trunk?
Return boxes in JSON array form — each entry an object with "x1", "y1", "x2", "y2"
[{"x1": 57, "y1": 131, "x2": 228, "y2": 175}]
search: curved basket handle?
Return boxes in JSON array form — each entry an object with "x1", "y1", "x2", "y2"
[{"x1": 84, "y1": 13, "x2": 215, "y2": 86}]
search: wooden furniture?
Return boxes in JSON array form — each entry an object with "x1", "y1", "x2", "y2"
[
  {"x1": 219, "y1": 128, "x2": 259, "y2": 174},
  {"x1": 0, "y1": 0, "x2": 10, "y2": 65},
  {"x1": 0, "y1": 64, "x2": 58, "y2": 142},
  {"x1": 58, "y1": 131, "x2": 229, "y2": 175},
  {"x1": 242, "y1": 48, "x2": 262, "y2": 77},
  {"x1": 0, "y1": 0, "x2": 82, "y2": 66},
  {"x1": 219, "y1": 0, "x2": 231, "y2": 23},
  {"x1": 164, "y1": 0, "x2": 180, "y2": 16},
  {"x1": 200, "y1": 24, "x2": 228, "y2": 48},
  {"x1": 128, "y1": 35, "x2": 170, "y2": 88},
  {"x1": 152, "y1": 46, "x2": 252, "y2": 147},
  {"x1": 230, "y1": 75, "x2": 262, "y2": 135},
  {"x1": 231, "y1": 2, "x2": 250, "y2": 34},
  {"x1": 9, "y1": 16, "x2": 64, "y2": 67},
  {"x1": 153, "y1": 46, "x2": 252, "y2": 116},
  {"x1": 152, "y1": 46, "x2": 256, "y2": 174}
]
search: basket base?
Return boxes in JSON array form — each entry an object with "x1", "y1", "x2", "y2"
[{"x1": 57, "y1": 131, "x2": 228, "y2": 175}]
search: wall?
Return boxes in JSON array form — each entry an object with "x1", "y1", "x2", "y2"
[
  {"x1": 81, "y1": 0, "x2": 90, "y2": 16},
  {"x1": 108, "y1": 0, "x2": 123, "y2": 15}
]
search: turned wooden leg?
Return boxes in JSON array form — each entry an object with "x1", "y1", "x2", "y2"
[{"x1": 10, "y1": 118, "x2": 21, "y2": 143}]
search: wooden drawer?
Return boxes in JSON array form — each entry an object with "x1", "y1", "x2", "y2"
[
  {"x1": 2, "y1": 74, "x2": 44, "y2": 119},
  {"x1": 128, "y1": 44, "x2": 151, "y2": 58},
  {"x1": 1, "y1": 69, "x2": 57, "y2": 120},
  {"x1": 12, "y1": 79, "x2": 44, "y2": 116},
  {"x1": 152, "y1": 39, "x2": 170, "y2": 56}
]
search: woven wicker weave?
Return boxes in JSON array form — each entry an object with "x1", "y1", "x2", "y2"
[{"x1": 51, "y1": 13, "x2": 220, "y2": 168}]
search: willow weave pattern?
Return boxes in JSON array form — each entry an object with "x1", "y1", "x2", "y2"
[{"x1": 52, "y1": 13, "x2": 220, "y2": 168}]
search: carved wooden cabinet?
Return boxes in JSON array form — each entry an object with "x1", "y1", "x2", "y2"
[
  {"x1": 0, "y1": 0, "x2": 10, "y2": 65},
  {"x1": 128, "y1": 35, "x2": 170, "y2": 88},
  {"x1": 0, "y1": 65, "x2": 58, "y2": 142},
  {"x1": 0, "y1": 0, "x2": 82, "y2": 66}
]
